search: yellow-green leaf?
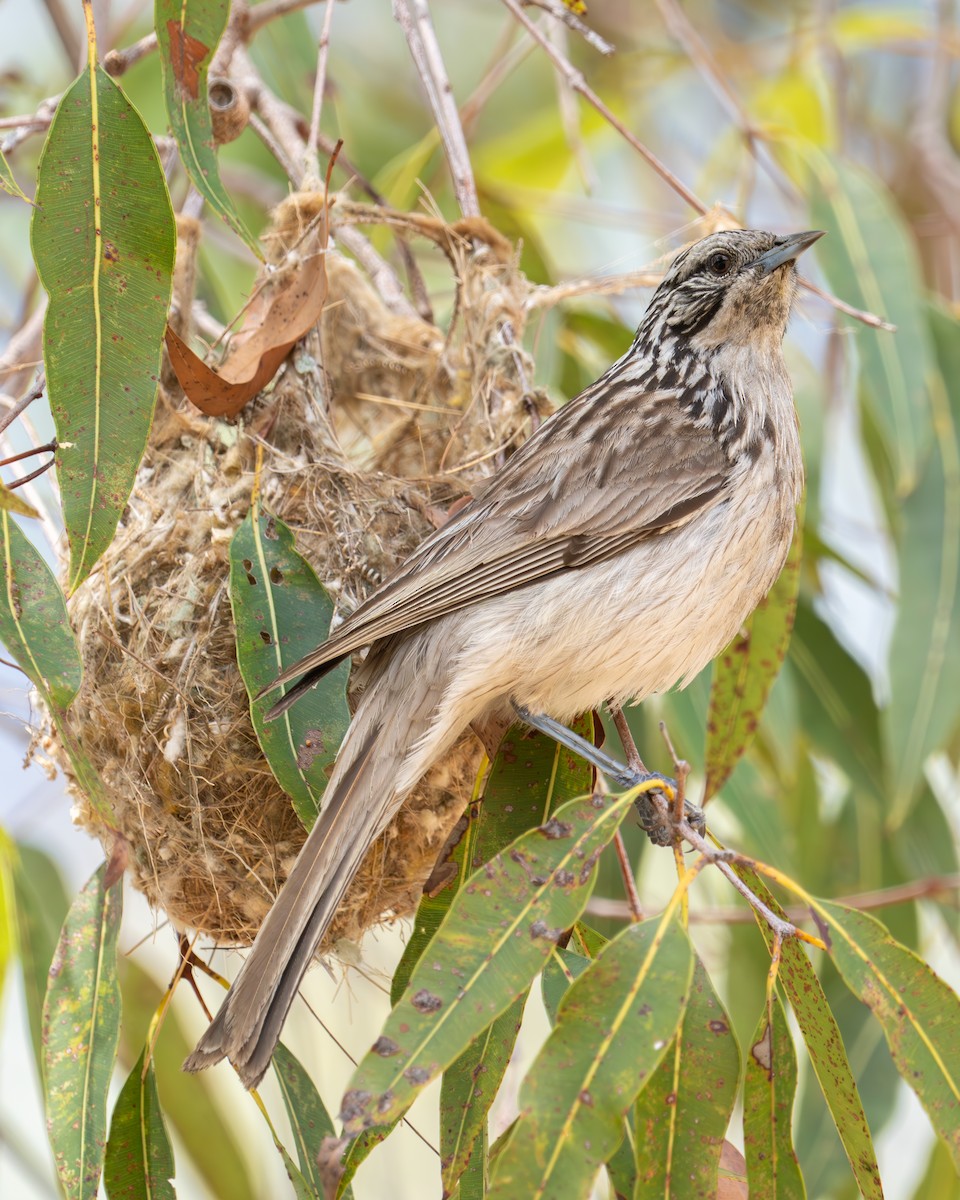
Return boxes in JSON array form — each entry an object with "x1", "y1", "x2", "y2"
[
  {"x1": 340, "y1": 786, "x2": 637, "y2": 1135},
  {"x1": 43, "y1": 864, "x2": 123, "y2": 1200},
  {"x1": 743, "y1": 988, "x2": 806, "y2": 1200},
  {"x1": 488, "y1": 916, "x2": 694, "y2": 1200},
  {"x1": 704, "y1": 507, "x2": 803, "y2": 802},
  {"x1": 0, "y1": 479, "x2": 39, "y2": 519},
  {"x1": 104, "y1": 1048, "x2": 176, "y2": 1200},
  {"x1": 819, "y1": 901, "x2": 960, "y2": 1171}
]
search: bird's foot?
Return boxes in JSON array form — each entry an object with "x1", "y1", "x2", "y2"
[{"x1": 511, "y1": 703, "x2": 705, "y2": 846}]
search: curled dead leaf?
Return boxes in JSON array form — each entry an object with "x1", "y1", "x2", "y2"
[{"x1": 166, "y1": 252, "x2": 330, "y2": 418}]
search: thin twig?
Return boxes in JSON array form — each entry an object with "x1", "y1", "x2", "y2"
[
  {"x1": 613, "y1": 830, "x2": 644, "y2": 920},
  {"x1": 547, "y1": 16, "x2": 598, "y2": 191},
  {"x1": 246, "y1": 0, "x2": 324, "y2": 35},
  {"x1": 393, "y1": 0, "x2": 481, "y2": 218},
  {"x1": 608, "y1": 703, "x2": 647, "y2": 773},
  {"x1": 523, "y1": 0, "x2": 615, "y2": 56},
  {"x1": 499, "y1": 0, "x2": 708, "y2": 214},
  {"x1": 588, "y1": 871, "x2": 960, "y2": 922},
  {"x1": 303, "y1": 0, "x2": 337, "y2": 185},
  {"x1": 103, "y1": 30, "x2": 158, "y2": 76},
  {"x1": 0, "y1": 439, "x2": 56, "y2": 470},
  {"x1": 800, "y1": 277, "x2": 896, "y2": 331},
  {"x1": 0, "y1": 375, "x2": 45, "y2": 438}
]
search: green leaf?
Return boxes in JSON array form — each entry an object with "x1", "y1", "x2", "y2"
[
  {"x1": 704, "y1": 507, "x2": 802, "y2": 801},
  {"x1": 31, "y1": 60, "x2": 175, "y2": 591},
  {"x1": 340, "y1": 785, "x2": 637, "y2": 1135},
  {"x1": 0, "y1": 828, "x2": 15, "y2": 1012},
  {"x1": 12, "y1": 844, "x2": 70, "y2": 1074},
  {"x1": 789, "y1": 599, "x2": 885, "y2": 802},
  {"x1": 104, "y1": 1049, "x2": 176, "y2": 1200},
  {"x1": 43, "y1": 864, "x2": 123, "y2": 1200},
  {"x1": 272, "y1": 1042, "x2": 342, "y2": 1199},
  {"x1": 0, "y1": 511, "x2": 82, "y2": 709},
  {"x1": 885, "y1": 306, "x2": 960, "y2": 821},
  {"x1": 441, "y1": 995, "x2": 526, "y2": 1197},
  {"x1": 117, "y1": 958, "x2": 258, "y2": 1200},
  {"x1": 229, "y1": 500, "x2": 351, "y2": 828},
  {"x1": 395, "y1": 716, "x2": 597, "y2": 1002},
  {"x1": 633, "y1": 955, "x2": 741, "y2": 1199},
  {"x1": 819, "y1": 901, "x2": 960, "y2": 1171},
  {"x1": 735, "y1": 866, "x2": 883, "y2": 1199},
  {"x1": 0, "y1": 480, "x2": 39, "y2": 519},
  {"x1": 807, "y1": 153, "x2": 932, "y2": 494},
  {"x1": 155, "y1": 0, "x2": 260, "y2": 254},
  {"x1": 743, "y1": 987, "x2": 806, "y2": 1200},
  {"x1": 0, "y1": 146, "x2": 29, "y2": 201},
  {"x1": 488, "y1": 916, "x2": 694, "y2": 1200}
]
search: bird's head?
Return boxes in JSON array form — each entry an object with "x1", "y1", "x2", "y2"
[{"x1": 644, "y1": 228, "x2": 824, "y2": 352}]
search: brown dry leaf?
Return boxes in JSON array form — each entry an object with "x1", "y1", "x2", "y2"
[
  {"x1": 166, "y1": 251, "x2": 329, "y2": 418},
  {"x1": 717, "y1": 1139, "x2": 749, "y2": 1199}
]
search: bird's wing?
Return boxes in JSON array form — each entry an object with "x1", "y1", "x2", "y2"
[{"x1": 269, "y1": 386, "x2": 732, "y2": 695}]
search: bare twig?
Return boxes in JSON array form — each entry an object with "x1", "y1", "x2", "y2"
[
  {"x1": 245, "y1": 0, "x2": 324, "y2": 36},
  {"x1": 103, "y1": 30, "x2": 158, "y2": 76},
  {"x1": 608, "y1": 703, "x2": 647, "y2": 773},
  {"x1": 303, "y1": 0, "x2": 337, "y2": 185},
  {"x1": 524, "y1": 0, "x2": 615, "y2": 56},
  {"x1": 0, "y1": 439, "x2": 56, "y2": 471},
  {"x1": 800, "y1": 277, "x2": 896, "y2": 332},
  {"x1": 42, "y1": 0, "x2": 84, "y2": 68},
  {"x1": 547, "y1": 17, "x2": 598, "y2": 191},
  {"x1": 0, "y1": 375, "x2": 45, "y2": 438},
  {"x1": 500, "y1": 0, "x2": 708, "y2": 214},
  {"x1": 393, "y1": 0, "x2": 481, "y2": 218},
  {"x1": 613, "y1": 830, "x2": 644, "y2": 920},
  {"x1": 588, "y1": 872, "x2": 960, "y2": 923}
]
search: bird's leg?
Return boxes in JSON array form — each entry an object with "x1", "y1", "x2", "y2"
[
  {"x1": 511, "y1": 702, "x2": 695, "y2": 847},
  {"x1": 605, "y1": 703, "x2": 704, "y2": 842},
  {"x1": 511, "y1": 703, "x2": 654, "y2": 788}
]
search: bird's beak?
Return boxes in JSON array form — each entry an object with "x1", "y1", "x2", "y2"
[{"x1": 753, "y1": 230, "x2": 825, "y2": 276}]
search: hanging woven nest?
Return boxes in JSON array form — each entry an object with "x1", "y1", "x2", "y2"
[{"x1": 48, "y1": 196, "x2": 544, "y2": 950}]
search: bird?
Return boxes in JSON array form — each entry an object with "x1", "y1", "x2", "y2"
[{"x1": 185, "y1": 227, "x2": 820, "y2": 1088}]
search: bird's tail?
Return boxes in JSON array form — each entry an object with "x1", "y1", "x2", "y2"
[{"x1": 184, "y1": 653, "x2": 449, "y2": 1089}]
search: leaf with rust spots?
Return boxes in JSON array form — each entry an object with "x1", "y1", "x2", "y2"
[
  {"x1": 488, "y1": 917, "x2": 693, "y2": 1200},
  {"x1": 703, "y1": 503, "x2": 803, "y2": 802},
  {"x1": 156, "y1": 0, "x2": 258, "y2": 253},
  {"x1": 820, "y1": 900, "x2": 960, "y2": 1174},
  {"x1": 271, "y1": 1043, "x2": 341, "y2": 1198},
  {"x1": 42, "y1": 864, "x2": 123, "y2": 1200},
  {"x1": 736, "y1": 865, "x2": 882, "y2": 1199},
  {"x1": 340, "y1": 777, "x2": 632, "y2": 1139},
  {"x1": 743, "y1": 988, "x2": 805, "y2": 1199},
  {"x1": 633, "y1": 955, "x2": 741, "y2": 1199}
]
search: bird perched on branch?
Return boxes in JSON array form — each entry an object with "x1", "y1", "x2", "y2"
[{"x1": 186, "y1": 227, "x2": 821, "y2": 1088}]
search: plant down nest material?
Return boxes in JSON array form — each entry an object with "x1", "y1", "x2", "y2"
[{"x1": 50, "y1": 196, "x2": 542, "y2": 950}]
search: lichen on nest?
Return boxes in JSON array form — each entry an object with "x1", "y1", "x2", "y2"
[{"x1": 51, "y1": 197, "x2": 543, "y2": 950}]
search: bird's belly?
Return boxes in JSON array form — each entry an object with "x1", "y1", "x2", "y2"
[{"x1": 451, "y1": 485, "x2": 795, "y2": 723}]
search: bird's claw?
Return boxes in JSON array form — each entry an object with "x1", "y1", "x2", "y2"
[{"x1": 629, "y1": 773, "x2": 705, "y2": 846}]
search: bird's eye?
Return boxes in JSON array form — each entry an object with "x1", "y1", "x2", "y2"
[{"x1": 706, "y1": 252, "x2": 733, "y2": 276}]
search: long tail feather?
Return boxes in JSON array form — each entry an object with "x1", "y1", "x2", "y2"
[{"x1": 185, "y1": 646, "x2": 453, "y2": 1089}]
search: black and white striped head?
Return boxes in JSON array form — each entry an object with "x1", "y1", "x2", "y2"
[{"x1": 641, "y1": 229, "x2": 823, "y2": 350}]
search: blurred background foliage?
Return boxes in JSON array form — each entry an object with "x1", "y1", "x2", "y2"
[{"x1": 1, "y1": 1, "x2": 959, "y2": 1198}]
